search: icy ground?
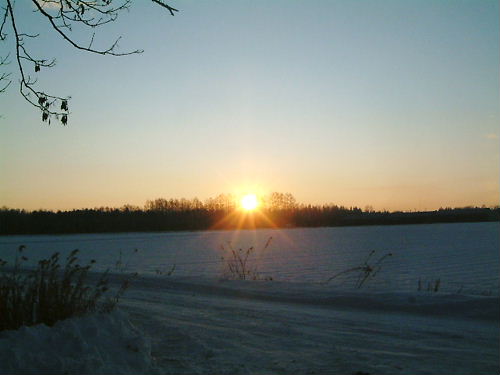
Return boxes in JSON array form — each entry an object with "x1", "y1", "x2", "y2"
[{"x1": 1, "y1": 276, "x2": 498, "y2": 375}]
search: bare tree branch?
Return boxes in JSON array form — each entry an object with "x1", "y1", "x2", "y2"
[
  {"x1": 0, "y1": 67, "x2": 11, "y2": 93},
  {"x1": 0, "y1": 6, "x2": 8, "y2": 40},
  {"x1": 0, "y1": 54, "x2": 12, "y2": 94},
  {"x1": 6, "y1": 0, "x2": 69, "y2": 124},
  {"x1": 31, "y1": 0, "x2": 142, "y2": 56},
  {"x1": 0, "y1": 6, "x2": 11, "y2": 94},
  {"x1": 150, "y1": 0, "x2": 178, "y2": 16},
  {"x1": 1, "y1": 0, "x2": 179, "y2": 125}
]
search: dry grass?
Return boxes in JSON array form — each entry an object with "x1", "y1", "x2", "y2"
[
  {"x1": 322, "y1": 250, "x2": 393, "y2": 288},
  {"x1": 0, "y1": 246, "x2": 135, "y2": 331},
  {"x1": 418, "y1": 278, "x2": 441, "y2": 292},
  {"x1": 220, "y1": 237, "x2": 273, "y2": 280}
]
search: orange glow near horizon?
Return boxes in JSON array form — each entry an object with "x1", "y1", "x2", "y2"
[
  {"x1": 208, "y1": 192, "x2": 280, "y2": 232},
  {"x1": 241, "y1": 194, "x2": 259, "y2": 211}
]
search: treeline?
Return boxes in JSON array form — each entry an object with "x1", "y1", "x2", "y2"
[
  {"x1": 143, "y1": 192, "x2": 298, "y2": 211},
  {"x1": 0, "y1": 193, "x2": 498, "y2": 235}
]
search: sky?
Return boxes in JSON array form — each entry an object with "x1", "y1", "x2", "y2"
[{"x1": 0, "y1": 0, "x2": 499, "y2": 212}]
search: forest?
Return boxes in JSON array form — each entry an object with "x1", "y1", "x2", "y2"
[{"x1": 1, "y1": 193, "x2": 498, "y2": 235}]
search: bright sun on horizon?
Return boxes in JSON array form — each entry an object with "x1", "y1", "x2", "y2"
[{"x1": 241, "y1": 194, "x2": 259, "y2": 211}]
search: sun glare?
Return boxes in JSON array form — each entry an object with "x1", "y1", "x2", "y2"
[{"x1": 241, "y1": 194, "x2": 258, "y2": 211}]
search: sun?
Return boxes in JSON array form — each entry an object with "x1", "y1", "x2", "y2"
[{"x1": 241, "y1": 194, "x2": 259, "y2": 211}]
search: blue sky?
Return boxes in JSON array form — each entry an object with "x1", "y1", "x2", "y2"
[{"x1": 1, "y1": 0, "x2": 498, "y2": 211}]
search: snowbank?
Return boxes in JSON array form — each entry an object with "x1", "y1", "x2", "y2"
[
  {"x1": 1, "y1": 277, "x2": 498, "y2": 374},
  {"x1": 0, "y1": 310, "x2": 157, "y2": 375}
]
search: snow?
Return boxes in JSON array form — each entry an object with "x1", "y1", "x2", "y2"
[
  {"x1": 0, "y1": 310, "x2": 156, "y2": 375},
  {"x1": 1, "y1": 223, "x2": 498, "y2": 374},
  {"x1": 2, "y1": 275, "x2": 498, "y2": 375},
  {"x1": 1, "y1": 222, "x2": 498, "y2": 295}
]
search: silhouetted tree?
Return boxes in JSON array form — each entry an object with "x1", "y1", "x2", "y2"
[
  {"x1": 205, "y1": 194, "x2": 236, "y2": 212},
  {"x1": 1, "y1": 0, "x2": 178, "y2": 124},
  {"x1": 266, "y1": 192, "x2": 297, "y2": 210}
]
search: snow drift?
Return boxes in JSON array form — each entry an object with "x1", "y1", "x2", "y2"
[
  {"x1": 0, "y1": 310, "x2": 157, "y2": 375},
  {"x1": 2, "y1": 276, "x2": 497, "y2": 375}
]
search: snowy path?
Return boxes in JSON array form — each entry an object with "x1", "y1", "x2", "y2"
[{"x1": 121, "y1": 278, "x2": 499, "y2": 375}]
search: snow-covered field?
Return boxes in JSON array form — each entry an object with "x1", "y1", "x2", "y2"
[
  {"x1": 1, "y1": 223, "x2": 499, "y2": 374},
  {"x1": 1, "y1": 222, "x2": 498, "y2": 295}
]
